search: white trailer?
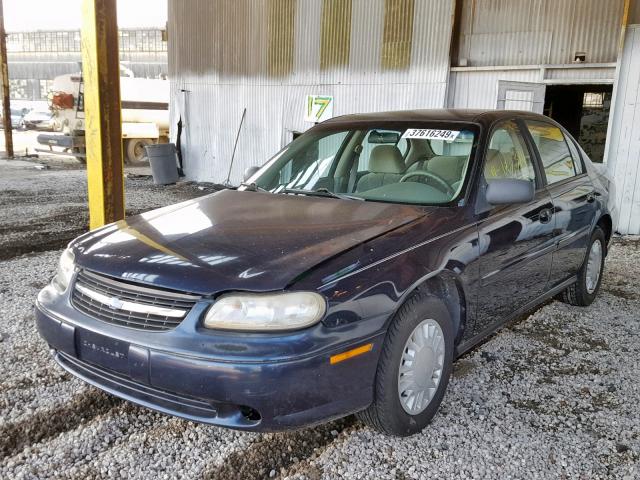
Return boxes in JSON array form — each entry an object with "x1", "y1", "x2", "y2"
[{"x1": 37, "y1": 69, "x2": 169, "y2": 165}]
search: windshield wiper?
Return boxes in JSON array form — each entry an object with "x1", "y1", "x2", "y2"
[
  {"x1": 239, "y1": 182, "x2": 268, "y2": 192},
  {"x1": 282, "y1": 187, "x2": 364, "y2": 201}
]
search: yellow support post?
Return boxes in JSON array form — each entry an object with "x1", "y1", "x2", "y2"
[{"x1": 81, "y1": 0, "x2": 124, "y2": 230}]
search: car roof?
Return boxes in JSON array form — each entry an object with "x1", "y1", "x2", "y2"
[{"x1": 322, "y1": 108, "x2": 551, "y2": 128}]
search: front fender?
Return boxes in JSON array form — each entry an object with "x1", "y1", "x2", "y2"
[{"x1": 295, "y1": 218, "x2": 480, "y2": 347}]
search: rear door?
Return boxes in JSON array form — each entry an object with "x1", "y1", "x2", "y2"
[
  {"x1": 524, "y1": 120, "x2": 598, "y2": 288},
  {"x1": 474, "y1": 119, "x2": 556, "y2": 334}
]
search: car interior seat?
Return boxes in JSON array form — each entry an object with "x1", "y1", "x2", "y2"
[
  {"x1": 356, "y1": 145, "x2": 405, "y2": 192},
  {"x1": 404, "y1": 155, "x2": 467, "y2": 193},
  {"x1": 484, "y1": 148, "x2": 513, "y2": 179},
  {"x1": 425, "y1": 156, "x2": 467, "y2": 185}
]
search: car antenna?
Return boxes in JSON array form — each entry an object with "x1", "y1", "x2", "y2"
[{"x1": 224, "y1": 107, "x2": 247, "y2": 187}]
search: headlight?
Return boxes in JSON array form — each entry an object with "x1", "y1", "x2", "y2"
[
  {"x1": 52, "y1": 248, "x2": 75, "y2": 293},
  {"x1": 203, "y1": 292, "x2": 326, "y2": 331}
]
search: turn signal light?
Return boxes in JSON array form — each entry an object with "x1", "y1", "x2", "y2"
[{"x1": 330, "y1": 343, "x2": 373, "y2": 365}]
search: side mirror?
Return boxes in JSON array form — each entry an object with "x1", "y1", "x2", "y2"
[
  {"x1": 243, "y1": 166, "x2": 260, "y2": 182},
  {"x1": 486, "y1": 179, "x2": 534, "y2": 205}
]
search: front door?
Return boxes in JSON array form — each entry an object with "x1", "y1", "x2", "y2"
[{"x1": 475, "y1": 119, "x2": 556, "y2": 334}]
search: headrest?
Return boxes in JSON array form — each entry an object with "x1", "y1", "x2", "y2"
[
  {"x1": 484, "y1": 149, "x2": 507, "y2": 179},
  {"x1": 368, "y1": 145, "x2": 405, "y2": 174}
]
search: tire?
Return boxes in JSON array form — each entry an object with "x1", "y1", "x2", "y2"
[
  {"x1": 125, "y1": 138, "x2": 154, "y2": 166},
  {"x1": 357, "y1": 291, "x2": 454, "y2": 436},
  {"x1": 561, "y1": 226, "x2": 606, "y2": 307}
]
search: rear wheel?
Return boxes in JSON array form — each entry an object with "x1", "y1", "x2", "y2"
[
  {"x1": 561, "y1": 226, "x2": 605, "y2": 306},
  {"x1": 125, "y1": 138, "x2": 154, "y2": 166},
  {"x1": 357, "y1": 292, "x2": 454, "y2": 436}
]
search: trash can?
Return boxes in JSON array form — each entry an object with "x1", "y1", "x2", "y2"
[{"x1": 145, "y1": 143, "x2": 179, "y2": 185}]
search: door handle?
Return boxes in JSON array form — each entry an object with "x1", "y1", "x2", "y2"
[{"x1": 539, "y1": 208, "x2": 553, "y2": 224}]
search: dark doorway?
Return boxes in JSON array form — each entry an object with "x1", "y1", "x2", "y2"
[{"x1": 543, "y1": 84, "x2": 612, "y2": 163}]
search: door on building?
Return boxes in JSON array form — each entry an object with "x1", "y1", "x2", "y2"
[
  {"x1": 543, "y1": 84, "x2": 613, "y2": 164},
  {"x1": 497, "y1": 81, "x2": 546, "y2": 114}
]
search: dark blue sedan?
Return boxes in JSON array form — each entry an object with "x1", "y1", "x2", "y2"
[{"x1": 36, "y1": 109, "x2": 612, "y2": 436}]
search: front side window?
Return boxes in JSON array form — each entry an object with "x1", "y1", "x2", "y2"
[
  {"x1": 249, "y1": 124, "x2": 478, "y2": 206},
  {"x1": 484, "y1": 120, "x2": 536, "y2": 183},
  {"x1": 526, "y1": 121, "x2": 579, "y2": 185}
]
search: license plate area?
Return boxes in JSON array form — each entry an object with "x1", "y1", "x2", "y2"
[{"x1": 76, "y1": 329, "x2": 129, "y2": 374}]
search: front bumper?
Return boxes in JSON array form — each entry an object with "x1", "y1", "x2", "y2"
[{"x1": 36, "y1": 304, "x2": 385, "y2": 431}]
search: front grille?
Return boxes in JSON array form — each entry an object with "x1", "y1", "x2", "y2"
[{"x1": 71, "y1": 269, "x2": 200, "y2": 331}]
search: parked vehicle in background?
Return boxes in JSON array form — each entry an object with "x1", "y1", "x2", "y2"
[
  {"x1": 36, "y1": 109, "x2": 612, "y2": 437},
  {"x1": 0, "y1": 107, "x2": 28, "y2": 130},
  {"x1": 23, "y1": 109, "x2": 56, "y2": 131},
  {"x1": 36, "y1": 67, "x2": 169, "y2": 165}
]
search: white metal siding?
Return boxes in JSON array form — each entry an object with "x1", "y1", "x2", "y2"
[
  {"x1": 631, "y1": 0, "x2": 640, "y2": 25},
  {"x1": 447, "y1": 69, "x2": 541, "y2": 109},
  {"x1": 169, "y1": 0, "x2": 454, "y2": 183},
  {"x1": 457, "y1": 0, "x2": 625, "y2": 66},
  {"x1": 543, "y1": 65, "x2": 615, "y2": 82},
  {"x1": 606, "y1": 25, "x2": 640, "y2": 234}
]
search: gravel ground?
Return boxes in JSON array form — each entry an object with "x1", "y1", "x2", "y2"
[
  {"x1": 1, "y1": 161, "x2": 639, "y2": 479},
  {"x1": 0, "y1": 158, "x2": 219, "y2": 259}
]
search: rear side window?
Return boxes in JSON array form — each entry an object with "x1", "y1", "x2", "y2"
[
  {"x1": 526, "y1": 121, "x2": 579, "y2": 185},
  {"x1": 566, "y1": 137, "x2": 585, "y2": 175}
]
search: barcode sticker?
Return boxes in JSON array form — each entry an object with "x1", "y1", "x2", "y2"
[{"x1": 402, "y1": 129, "x2": 460, "y2": 141}]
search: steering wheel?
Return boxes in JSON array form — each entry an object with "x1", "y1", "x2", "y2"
[{"x1": 399, "y1": 170, "x2": 454, "y2": 197}]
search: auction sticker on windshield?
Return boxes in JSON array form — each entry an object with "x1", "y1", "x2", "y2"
[{"x1": 402, "y1": 129, "x2": 460, "y2": 141}]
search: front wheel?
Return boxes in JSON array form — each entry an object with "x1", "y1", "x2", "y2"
[
  {"x1": 357, "y1": 292, "x2": 454, "y2": 436},
  {"x1": 561, "y1": 226, "x2": 606, "y2": 306}
]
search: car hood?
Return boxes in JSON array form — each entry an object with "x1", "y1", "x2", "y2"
[
  {"x1": 72, "y1": 189, "x2": 426, "y2": 295},
  {"x1": 25, "y1": 113, "x2": 51, "y2": 120}
]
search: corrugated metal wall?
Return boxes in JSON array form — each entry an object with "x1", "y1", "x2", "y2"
[
  {"x1": 606, "y1": 25, "x2": 640, "y2": 234},
  {"x1": 448, "y1": 68, "x2": 541, "y2": 109},
  {"x1": 631, "y1": 0, "x2": 640, "y2": 24},
  {"x1": 168, "y1": 0, "x2": 454, "y2": 183},
  {"x1": 456, "y1": 0, "x2": 625, "y2": 66}
]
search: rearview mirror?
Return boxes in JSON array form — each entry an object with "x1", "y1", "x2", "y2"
[
  {"x1": 486, "y1": 179, "x2": 534, "y2": 205},
  {"x1": 243, "y1": 166, "x2": 260, "y2": 182},
  {"x1": 368, "y1": 130, "x2": 401, "y2": 144}
]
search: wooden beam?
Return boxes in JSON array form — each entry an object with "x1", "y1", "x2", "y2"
[
  {"x1": 81, "y1": 0, "x2": 124, "y2": 229},
  {"x1": 0, "y1": 0, "x2": 13, "y2": 158}
]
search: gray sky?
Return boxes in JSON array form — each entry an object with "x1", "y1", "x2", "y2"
[{"x1": 4, "y1": 0, "x2": 168, "y2": 31}]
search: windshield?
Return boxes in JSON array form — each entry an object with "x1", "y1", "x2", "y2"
[{"x1": 246, "y1": 123, "x2": 478, "y2": 205}]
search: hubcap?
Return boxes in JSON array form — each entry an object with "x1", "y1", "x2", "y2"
[
  {"x1": 398, "y1": 319, "x2": 445, "y2": 415},
  {"x1": 585, "y1": 239, "x2": 603, "y2": 294},
  {"x1": 134, "y1": 142, "x2": 147, "y2": 161}
]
